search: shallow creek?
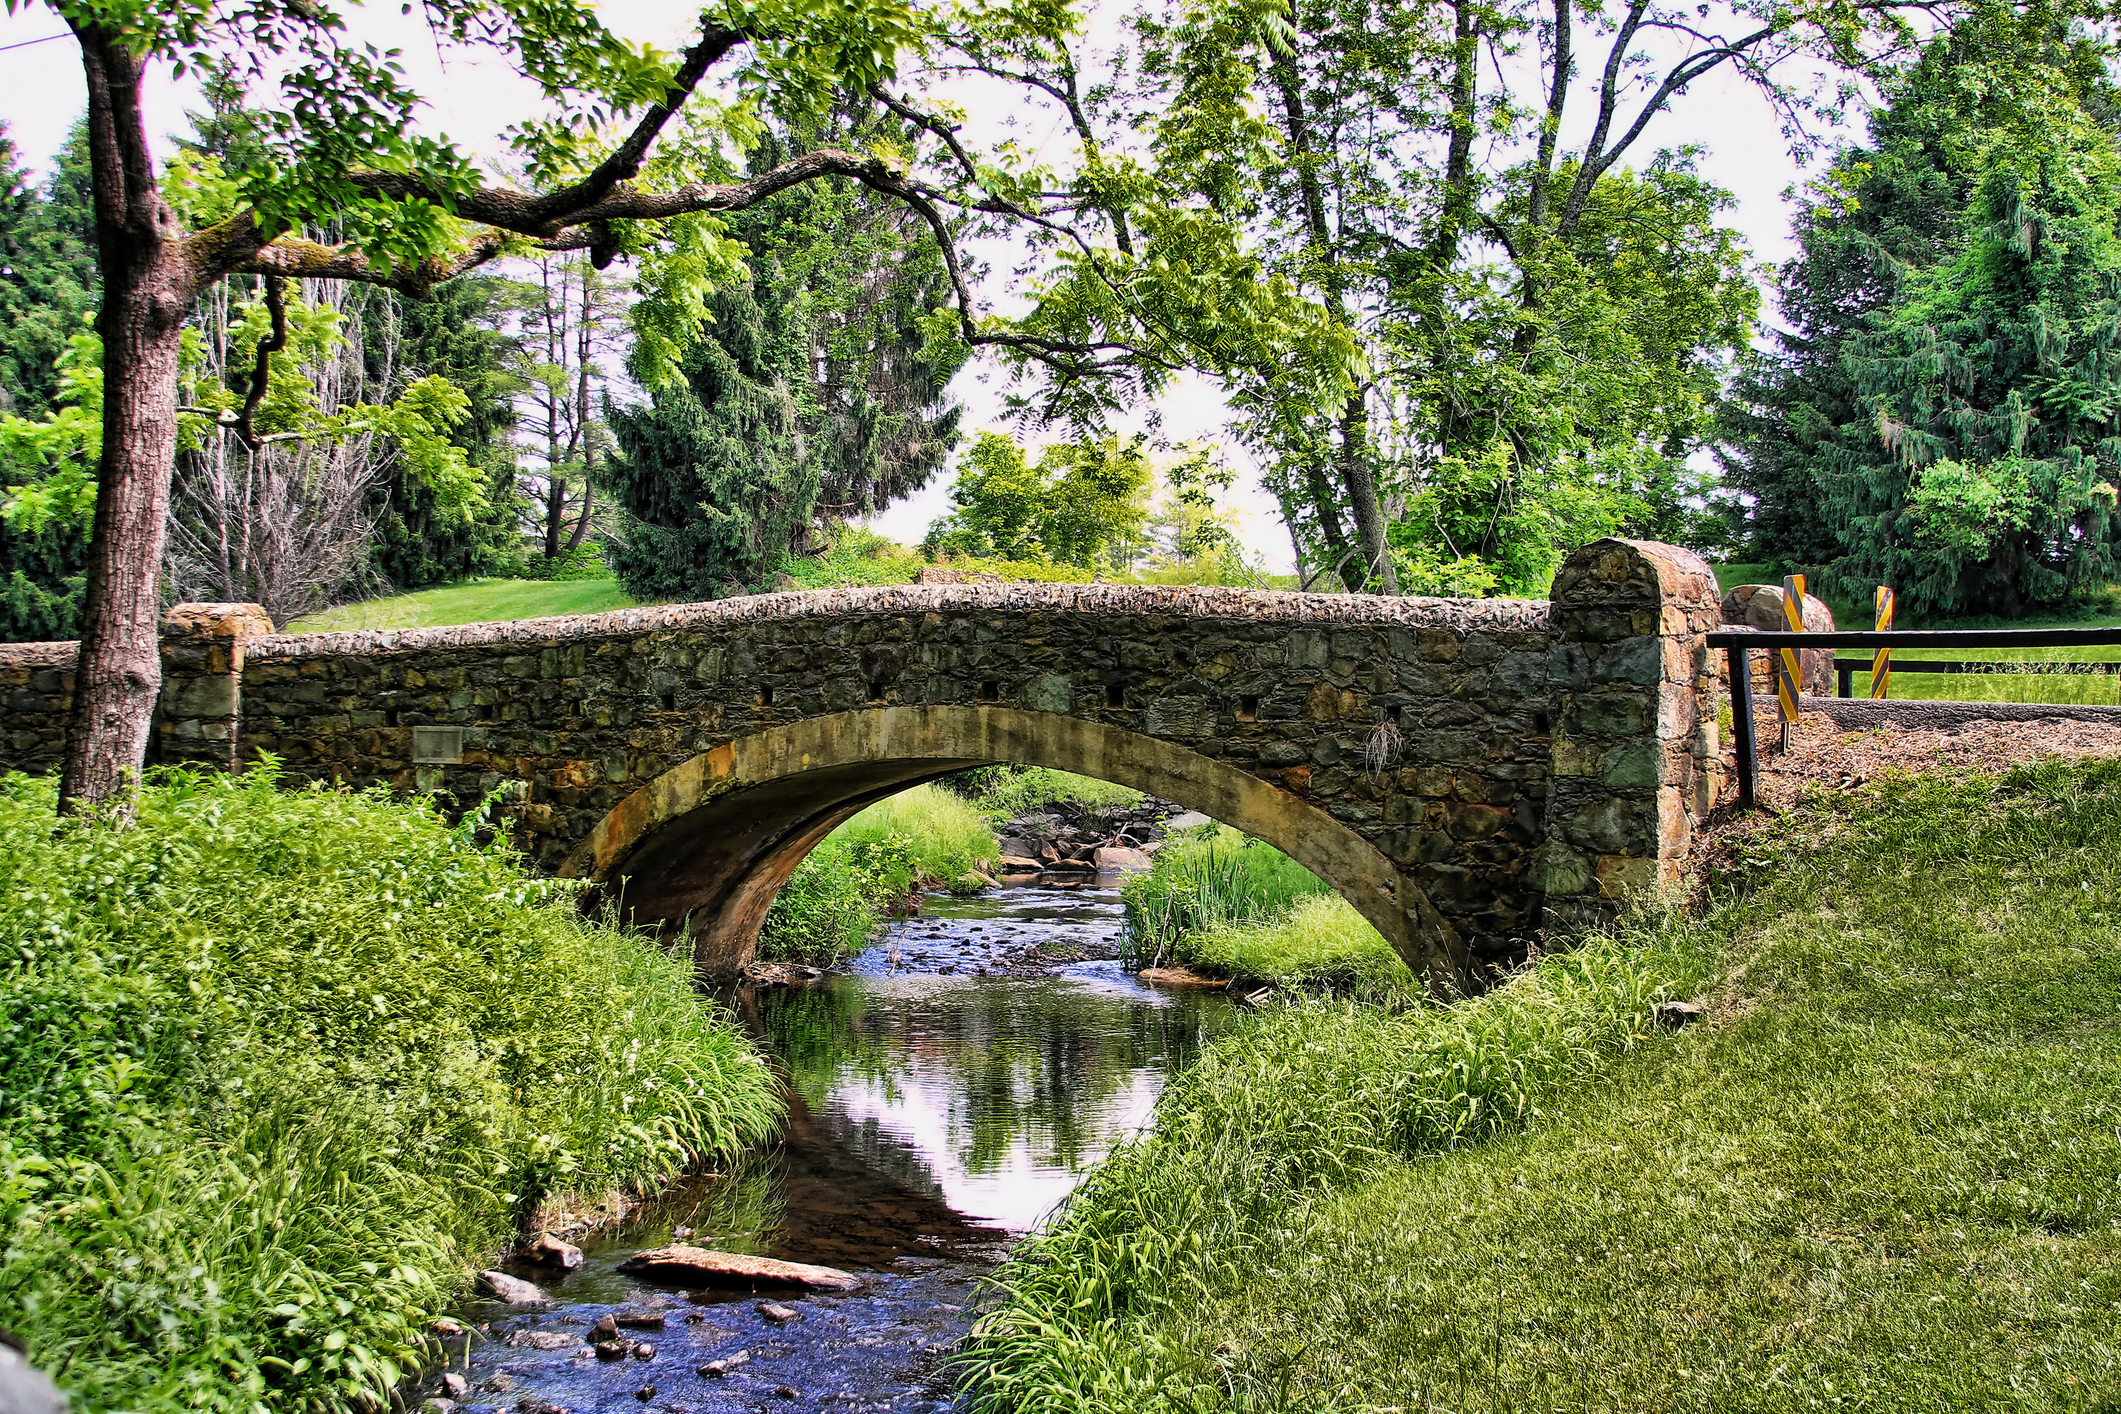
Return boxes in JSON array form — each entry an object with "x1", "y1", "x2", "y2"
[{"x1": 429, "y1": 884, "x2": 1233, "y2": 1413}]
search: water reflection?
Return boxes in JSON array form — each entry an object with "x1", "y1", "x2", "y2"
[
  {"x1": 756, "y1": 885, "x2": 1229, "y2": 1235},
  {"x1": 432, "y1": 886, "x2": 1230, "y2": 1413}
]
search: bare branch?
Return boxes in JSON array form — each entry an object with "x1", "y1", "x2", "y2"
[{"x1": 233, "y1": 274, "x2": 287, "y2": 450}]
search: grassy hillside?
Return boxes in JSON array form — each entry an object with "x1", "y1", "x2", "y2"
[
  {"x1": 965, "y1": 758, "x2": 2121, "y2": 1413},
  {"x1": 289, "y1": 576, "x2": 637, "y2": 633}
]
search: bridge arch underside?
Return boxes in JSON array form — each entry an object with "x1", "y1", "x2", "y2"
[{"x1": 567, "y1": 706, "x2": 1472, "y2": 994}]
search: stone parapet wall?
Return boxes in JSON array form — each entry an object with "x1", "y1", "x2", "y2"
[{"x1": 0, "y1": 641, "x2": 78, "y2": 776}]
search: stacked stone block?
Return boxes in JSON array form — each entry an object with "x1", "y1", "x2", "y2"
[
  {"x1": 1533, "y1": 538, "x2": 1724, "y2": 925},
  {"x1": 157, "y1": 603, "x2": 274, "y2": 772}
]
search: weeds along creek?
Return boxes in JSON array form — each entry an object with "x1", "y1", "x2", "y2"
[{"x1": 424, "y1": 881, "x2": 1238, "y2": 1413}]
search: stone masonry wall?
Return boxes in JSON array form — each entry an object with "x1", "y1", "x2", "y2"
[
  {"x1": 0, "y1": 540, "x2": 1728, "y2": 969},
  {"x1": 240, "y1": 584, "x2": 1555, "y2": 963}
]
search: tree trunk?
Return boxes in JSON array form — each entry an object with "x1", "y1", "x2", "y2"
[
  {"x1": 563, "y1": 474, "x2": 593, "y2": 554},
  {"x1": 60, "y1": 27, "x2": 195, "y2": 814},
  {"x1": 1337, "y1": 397, "x2": 1399, "y2": 595}
]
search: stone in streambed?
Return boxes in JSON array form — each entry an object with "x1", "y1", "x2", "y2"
[
  {"x1": 619, "y1": 1245, "x2": 860, "y2": 1291},
  {"x1": 698, "y1": 1351, "x2": 751, "y2": 1377},
  {"x1": 589, "y1": 1314, "x2": 619, "y2": 1342},
  {"x1": 757, "y1": 1302, "x2": 802, "y2": 1323},
  {"x1": 1092, "y1": 845, "x2": 1152, "y2": 872},
  {"x1": 478, "y1": 1270, "x2": 549, "y2": 1304},
  {"x1": 527, "y1": 1232, "x2": 582, "y2": 1269},
  {"x1": 613, "y1": 1307, "x2": 666, "y2": 1329}
]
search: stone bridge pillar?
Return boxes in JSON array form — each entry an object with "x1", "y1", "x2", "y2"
[
  {"x1": 1535, "y1": 539, "x2": 1724, "y2": 929},
  {"x1": 157, "y1": 603, "x2": 274, "y2": 773}
]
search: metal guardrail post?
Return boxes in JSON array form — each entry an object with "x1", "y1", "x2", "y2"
[{"x1": 1727, "y1": 642, "x2": 1758, "y2": 810}]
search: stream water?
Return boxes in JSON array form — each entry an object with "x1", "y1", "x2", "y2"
[{"x1": 427, "y1": 883, "x2": 1233, "y2": 1414}]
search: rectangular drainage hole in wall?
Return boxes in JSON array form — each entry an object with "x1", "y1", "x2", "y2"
[
  {"x1": 758, "y1": 685, "x2": 775, "y2": 708},
  {"x1": 1236, "y1": 695, "x2": 1260, "y2": 721},
  {"x1": 1386, "y1": 704, "x2": 1404, "y2": 724},
  {"x1": 658, "y1": 692, "x2": 677, "y2": 712},
  {"x1": 977, "y1": 681, "x2": 1001, "y2": 703},
  {"x1": 870, "y1": 680, "x2": 889, "y2": 703},
  {"x1": 410, "y1": 725, "x2": 463, "y2": 765},
  {"x1": 1105, "y1": 681, "x2": 1126, "y2": 709}
]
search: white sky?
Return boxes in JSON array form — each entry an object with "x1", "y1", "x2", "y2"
[{"x1": 0, "y1": 1, "x2": 1862, "y2": 573}]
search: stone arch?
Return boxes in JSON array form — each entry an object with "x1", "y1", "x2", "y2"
[{"x1": 563, "y1": 705, "x2": 1472, "y2": 992}]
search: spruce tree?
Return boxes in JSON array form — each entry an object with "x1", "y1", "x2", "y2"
[
  {"x1": 361, "y1": 279, "x2": 522, "y2": 589},
  {"x1": 1722, "y1": 14, "x2": 2121, "y2": 614},
  {"x1": 0, "y1": 123, "x2": 96, "y2": 640},
  {"x1": 601, "y1": 123, "x2": 962, "y2": 599},
  {"x1": 0, "y1": 122, "x2": 96, "y2": 420},
  {"x1": 603, "y1": 263, "x2": 818, "y2": 597}
]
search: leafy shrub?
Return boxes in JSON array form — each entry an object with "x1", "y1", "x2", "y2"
[
  {"x1": 0, "y1": 768, "x2": 780, "y2": 1414},
  {"x1": 758, "y1": 832, "x2": 920, "y2": 964},
  {"x1": 963, "y1": 766, "x2": 1146, "y2": 818},
  {"x1": 757, "y1": 784, "x2": 1000, "y2": 961},
  {"x1": 496, "y1": 540, "x2": 609, "y2": 581},
  {"x1": 773, "y1": 526, "x2": 927, "y2": 590}
]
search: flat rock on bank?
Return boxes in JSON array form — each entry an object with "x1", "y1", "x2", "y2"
[{"x1": 616, "y1": 1245, "x2": 862, "y2": 1292}]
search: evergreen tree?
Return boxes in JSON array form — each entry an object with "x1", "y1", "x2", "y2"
[
  {"x1": 601, "y1": 123, "x2": 963, "y2": 599},
  {"x1": 603, "y1": 267, "x2": 818, "y2": 597},
  {"x1": 360, "y1": 279, "x2": 521, "y2": 589},
  {"x1": 1721, "y1": 13, "x2": 2121, "y2": 614},
  {"x1": 0, "y1": 124, "x2": 96, "y2": 640},
  {"x1": 0, "y1": 122, "x2": 96, "y2": 420}
]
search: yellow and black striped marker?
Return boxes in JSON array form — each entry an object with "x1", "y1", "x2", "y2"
[
  {"x1": 1776, "y1": 574, "x2": 1807, "y2": 722},
  {"x1": 1870, "y1": 586, "x2": 1895, "y2": 698}
]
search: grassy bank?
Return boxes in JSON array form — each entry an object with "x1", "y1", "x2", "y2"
[
  {"x1": 968, "y1": 758, "x2": 2121, "y2": 1412},
  {"x1": 0, "y1": 770, "x2": 780, "y2": 1414},
  {"x1": 289, "y1": 575, "x2": 637, "y2": 632},
  {"x1": 1121, "y1": 827, "x2": 1411, "y2": 995},
  {"x1": 758, "y1": 783, "x2": 1000, "y2": 964}
]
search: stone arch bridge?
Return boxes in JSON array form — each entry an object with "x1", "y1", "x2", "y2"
[{"x1": 0, "y1": 539, "x2": 1725, "y2": 994}]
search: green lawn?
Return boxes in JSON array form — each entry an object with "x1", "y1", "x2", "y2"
[
  {"x1": 965, "y1": 759, "x2": 2121, "y2": 1413},
  {"x1": 288, "y1": 576, "x2": 637, "y2": 632}
]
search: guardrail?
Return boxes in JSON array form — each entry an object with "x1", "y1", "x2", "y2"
[{"x1": 1706, "y1": 628, "x2": 2121, "y2": 810}]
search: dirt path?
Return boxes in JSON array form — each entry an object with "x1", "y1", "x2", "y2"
[{"x1": 1723, "y1": 707, "x2": 2121, "y2": 812}]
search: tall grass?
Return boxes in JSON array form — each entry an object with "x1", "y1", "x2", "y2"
[
  {"x1": 1120, "y1": 828, "x2": 1333, "y2": 967},
  {"x1": 1180, "y1": 893, "x2": 1415, "y2": 996},
  {"x1": 962, "y1": 929, "x2": 1695, "y2": 1413},
  {"x1": 831, "y1": 782, "x2": 998, "y2": 883},
  {"x1": 0, "y1": 768, "x2": 780, "y2": 1414}
]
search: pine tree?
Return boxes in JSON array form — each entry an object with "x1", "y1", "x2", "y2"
[
  {"x1": 0, "y1": 122, "x2": 96, "y2": 420},
  {"x1": 601, "y1": 123, "x2": 962, "y2": 599},
  {"x1": 1721, "y1": 14, "x2": 2121, "y2": 614},
  {"x1": 360, "y1": 279, "x2": 521, "y2": 589}
]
